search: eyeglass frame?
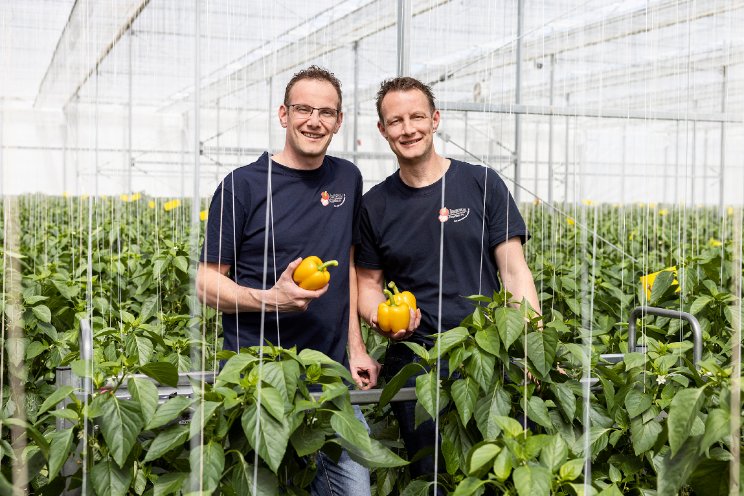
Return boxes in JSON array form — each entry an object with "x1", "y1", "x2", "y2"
[{"x1": 286, "y1": 103, "x2": 340, "y2": 122}]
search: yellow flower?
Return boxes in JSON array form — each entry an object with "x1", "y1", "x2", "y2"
[
  {"x1": 728, "y1": 207, "x2": 735, "y2": 217},
  {"x1": 532, "y1": 199, "x2": 541, "y2": 205},
  {"x1": 63, "y1": 191, "x2": 69, "y2": 198},
  {"x1": 200, "y1": 210, "x2": 208, "y2": 221},
  {"x1": 581, "y1": 199, "x2": 593, "y2": 206},
  {"x1": 659, "y1": 209, "x2": 669, "y2": 216},
  {"x1": 164, "y1": 199, "x2": 181, "y2": 211},
  {"x1": 648, "y1": 203, "x2": 657, "y2": 209},
  {"x1": 120, "y1": 194, "x2": 130, "y2": 202},
  {"x1": 148, "y1": 200, "x2": 156, "y2": 209},
  {"x1": 639, "y1": 266, "x2": 679, "y2": 300},
  {"x1": 566, "y1": 217, "x2": 575, "y2": 226},
  {"x1": 131, "y1": 192, "x2": 141, "y2": 201},
  {"x1": 708, "y1": 238, "x2": 722, "y2": 247}
]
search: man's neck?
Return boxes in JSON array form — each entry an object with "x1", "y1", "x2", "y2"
[
  {"x1": 271, "y1": 149, "x2": 324, "y2": 170},
  {"x1": 398, "y1": 153, "x2": 450, "y2": 188}
]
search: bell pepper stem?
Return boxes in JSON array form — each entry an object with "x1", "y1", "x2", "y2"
[
  {"x1": 383, "y1": 288, "x2": 396, "y2": 306},
  {"x1": 318, "y1": 260, "x2": 338, "y2": 271},
  {"x1": 388, "y1": 281, "x2": 400, "y2": 295}
]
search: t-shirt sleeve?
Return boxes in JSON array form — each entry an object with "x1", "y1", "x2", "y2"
[
  {"x1": 200, "y1": 176, "x2": 247, "y2": 265},
  {"x1": 354, "y1": 199, "x2": 383, "y2": 269},
  {"x1": 486, "y1": 169, "x2": 529, "y2": 250}
]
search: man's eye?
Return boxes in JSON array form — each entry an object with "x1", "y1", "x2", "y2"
[
  {"x1": 319, "y1": 109, "x2": 337, "y2": 118},
  {"x1": 295, "y1": 105, "x2": 312, "y2": 114},
  {"x1": 412, "y1": 115, "x2": 425, "y2": 120}
]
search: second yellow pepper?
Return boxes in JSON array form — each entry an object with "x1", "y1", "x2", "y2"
[{"x1": 292, "y1": 256, "x2": 338, "y2": 290}]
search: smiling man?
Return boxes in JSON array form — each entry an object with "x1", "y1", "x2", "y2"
[
  {"x1": 355, "y1": 77, "x2": 540, "y2": 484},
  {"x1": 197, "y1": 66, "x2": 379, "y2": 495}
]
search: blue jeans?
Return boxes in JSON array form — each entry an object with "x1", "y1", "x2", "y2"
[{"x1": 311, "y1": 405, "x2": 371, "y2": 496}]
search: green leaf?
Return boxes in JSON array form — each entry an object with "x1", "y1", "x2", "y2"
[
  {"x1": 465, "y1": 347, "x2": 495, "y2": 393},
  {"x1": 254, "y1": 386, "x2": 285, "y2": 422},
  {"x1": 650, "y1": 270, "x2": 674, "y2": 302},
  {"x1": 173, "y1": 255, "x2": 189, "y2": 274},
  {"x1": 689, "y1": 295, "x2": 714, "y2": 316},
  {"x1": 433, "y1": 326, "x2": 469, "y2": 356},
  {"x1": 657, "y1": 437, "x2": 702, "y2": 496},
  {"x1": 47, "y1": 428, "x2": 74, "y2": 481},
  {"x1": 623, "y1": 352, "x2": 646, "y2": 370},
  {"x1": 25, "y1": 340, "x2": 47, "y2": 360},
  {"x1": 337, "y1": 437, "x2": 409, "y2": 468},
  {"x1": 187, "y1": 442, "x2": 224, "y2": 494},
  {"x1": 559, "y1": 458, "x2": 585, "y2": 481},
  {"x1": 144, "y1": 425, "x2": 189, "y2": 462},
  {"x1": 217, "y1": 352, "x2": 257, "y2": 385},
  {"x1": 146, "y1": 396, "x2": 191, "y2": 430},
  {"x1": 32, "y1": 304, "x2": 52, "y2": 323},
  {"x1": 624, "y1": 389, "x2": 653, "y2": 418},
  {"x1": 99, "y1": 396, "x2": 145, "y2": 467},
  {"x1": 475, "y1": 389, "x2": 509, "y2": 441},
  {"x1": 668, "y1": 387, "x2": 705, "y2": 456},
  {"x1": 493, "y1": 416, "x2": 524, "y2": 438},
  {"x1": 38, "y1": 385, "x2": 75, "y2": 417},
  {"x1": 527, "y1": 395, "x2": 554, "y2": 430},
  {"x1": 513, "y1": 464, "x2": 551, "y2": 496},
  {"x1": 494, "y1": 306, "x2": 524, "y2": 350},
  {"x1": 550, "y1": 382, "x2": 576, "y2": 421},
  {"x1": 242, "y1": 403, "x2": 290, "y2": 473},
  {"x1": 526, "y1": 332, "x2": 548, "y2": 377},
  {"x1": 492, "y1": 446, "x2": 513, "y2": 481},
  {"x1": 453, "y1": 477, "x2": 486, "y2": 496},
  {"x1": 188, "y1": 400, "x2": 221, "y2": 441},
  {"x1": 290, "y1": 420, "x2": 326, "y2": 457},
  {"x1": 475, "y1": 325, "x2": 500, "y2": 355},
  {"x1": 153, "y1": 472, "x2": 187, "y2": 496},
  {"x1": 540, "y1": 434, "x2": 568, "y2": 472},
  {"x1": 229, "y1": 452, "x2": 278, "y2": 496},
  {"x1": 400, "y1": 480, "x2": 432, "y2": 496},
  {"x1": 403, "y1": 341, "x2": 430, "y2": 361},
  {"x1": 139, "y1": 361, "x2": 178, "y2": 387},
  {"x1": 331, "y1": 410, "x2": 372, "y2": 451},
  {"x1": 630, "y1": 417, "x2": 662, "y2": 456},
  {"x1": 452, "y1": 378, "x2": 479, "y2": 426},
  {"x1": 467, "y1": 443, "x2": 501, "y2": 474},
  {"x1": 91, "y1": 459, "x2": 133, "y2": 496},
  {"x1": 415, "y1": 371, "x2": 439, "y2": 421},
  {"x1": 598, "y1": 484, "x2": 624, "y2": 496},
  {"x1": 699, "y1": 408, "x2": 729, "y2": 455},
  {"x1": 380, "y1": 362, "x2": 421, "y2": 408},
  {"x1": 126, "y1": 335, "x2": 155, "y2": 366},
  {"x1": 128, "y1": 377, "x2": 158, "y2": 422}
]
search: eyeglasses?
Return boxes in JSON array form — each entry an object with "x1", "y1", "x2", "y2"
[{"x1": 287, "y1": 104, "x2": 339, "y2": 123}]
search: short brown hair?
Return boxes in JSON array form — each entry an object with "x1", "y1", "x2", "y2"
[
  {"x1": 376, "y1": 77, "x2": 436, "y2": 123},
  {"x1": 284, "y1": 65, "x2": 343, "y2": 110}
]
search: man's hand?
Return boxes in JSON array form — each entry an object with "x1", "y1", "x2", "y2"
[
  {"x1": 349, "y1": 352, "x2": 381, "y2": 390},
  {"x1": 266, "y1": 258, "x2": 329, "y2": 312},
  {"x1": 367, "y1": 307, "x2": 421, "y2": 341}
]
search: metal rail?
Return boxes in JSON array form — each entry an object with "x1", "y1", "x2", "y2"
[{"x1": 628, "y1": 306, "x2": 703, "y2": 366}]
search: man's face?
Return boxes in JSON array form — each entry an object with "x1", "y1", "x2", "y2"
[
  {"x1": 279, "y1": 79, "x2": 343, "y2": 161},
  {"x1": 378, "y1": 89, "x2": 440, "y2": 163}
]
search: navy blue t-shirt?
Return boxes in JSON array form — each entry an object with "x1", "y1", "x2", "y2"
[
  {"x1": 356, "y1": 160, "x2": 528, "y2": 343},
  {"x1": 200, "y1": 152, "x2": 362, "y2": 365}
]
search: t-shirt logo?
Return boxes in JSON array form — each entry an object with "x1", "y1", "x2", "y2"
[
  {"x1": 438, "y1": 207, "x2": 449, "y2": 222},
  {"x1": 321, "y1": 190, "x2": 347, "y2": 207},
  {"x1": 438, "y1": 207, "x2": 470, "y2": 223}
]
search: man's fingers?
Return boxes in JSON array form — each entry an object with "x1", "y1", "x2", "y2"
[{"x1": 281, "y1": 258, "x2": 303, "y2": 279}]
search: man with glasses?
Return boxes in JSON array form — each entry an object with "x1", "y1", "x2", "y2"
[
  {"x1": 356, "y1": 77, "x2": 540, "y2": 487},
  {"x1": 197, "y1": 66, "x2": 379, "y2": 495}
]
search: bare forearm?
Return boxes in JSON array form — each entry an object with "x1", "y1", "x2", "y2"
[
  {"x1": 196, "y1": 265, "x2": 266, "y2": 313},
  {"x1": 502, "y1": 266, "x2": 541, "y2": 315}
]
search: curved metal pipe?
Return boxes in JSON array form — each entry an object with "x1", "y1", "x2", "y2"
[{"x1": 627, "y1": 306, "x2": 703, "y2": 366}]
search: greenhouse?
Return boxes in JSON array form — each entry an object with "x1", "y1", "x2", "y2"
[{"x1": 1, "y1": 0, "x2": 742, "y2": 494}]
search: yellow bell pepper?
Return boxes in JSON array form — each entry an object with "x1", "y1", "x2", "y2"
[
  {"x1": 377, "y1": 289, "x2": 410, "y2": 333},
  {"x1": 292, "y1": 256, "x2": 338, "y2": 290},
  {"x1": 388, "y1": 281, "x2": 416, "y2": 311}
]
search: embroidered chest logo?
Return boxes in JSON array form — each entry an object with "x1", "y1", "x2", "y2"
[
  {"x1": 438, "y1": 207, "x2": 470, "y2": 223},
  {"x1": 320, "y1": 190, "x2": 346, "y2": 208}
]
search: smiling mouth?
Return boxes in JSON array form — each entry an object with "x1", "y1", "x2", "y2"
[
  {"x1": 400, "y1": 137, "x2": 422, "y2": 146},
  {"x1": 301, "y1": 131, "x2": 325, "y2": 139}
]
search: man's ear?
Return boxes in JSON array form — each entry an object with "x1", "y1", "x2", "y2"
[
  {"x1": 333, "y1": 111, "x2": 344, "y2": 134},
  {"x1": 278, "y1": 105, "x2": 288, "y2": 128},
  {"x1": 432, "y1": 109, "x2": 441, "y2": 132},
  {"x1": 377, "y1": 120, "x2": 387, "y2": 138}
]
